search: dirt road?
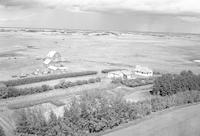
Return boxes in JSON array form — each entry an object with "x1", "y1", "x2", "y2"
[{"x1": 104, "y1": 103, "x2": 200, "y2": 136}]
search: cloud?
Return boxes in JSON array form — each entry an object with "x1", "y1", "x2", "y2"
[{"x1": 0, "y1": 0, "x2": 200, "y2": 15}]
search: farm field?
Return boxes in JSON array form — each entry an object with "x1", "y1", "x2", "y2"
[
  {"x1": 104, "y1": 103, "x2": 200, "y2": 136},
  {"x1": 0, "y1": 30, "x2": 200, "y2": 80},
  {"x1": 1, "y1": 29, "x2": 200, "y2": 136}
]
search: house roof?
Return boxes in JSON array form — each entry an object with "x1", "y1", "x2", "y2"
[
  {"x1": 43, "y1": 59, "x2": 52, "y2": 65},
  {"x1": 46, "y1": 51, "x2": 60, "y2": 58},
  {"x1": 48, "y1": 65, "x2": 58, "y2": 70},
  {"x1": 135, "y1": 65, "x2": 153, "y2": 73}
]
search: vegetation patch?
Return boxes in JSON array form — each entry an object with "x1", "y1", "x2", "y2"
[
  {"x1": 101, "y1": 68, "x2": 125, "y2": 73},
  {"x1": 112, "y1": 78, "x2": 154, "y2": 87},
  {"x1": 0, "y1": 126, "x2": 6, "y2": 136},
  {"x1": 15, "y1": 88, "x2": 200, "y2": 136},
  {"x1": 0, "y1": 78, "x2": 101, "y2": 100},
  {"x1": 54, "y1": 77, "x2": 101, "y2": 89},
  {"x1": 2, "y1": 71, "x2": 98, "y2": 87},
  {"x1": 151, "y1": 70, "x2": 200, "y2": 96}
]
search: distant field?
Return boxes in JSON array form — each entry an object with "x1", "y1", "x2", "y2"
[{"x1": 0, "y1": 31, "x2": 200, "y2": 80}]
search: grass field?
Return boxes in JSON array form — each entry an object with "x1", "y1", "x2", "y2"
[
  {"x1": 0, "y1": 31, "x2": 200, "y2": 80},
  {"x1": 104, "y1": 103, "x2": 200, "y2": 136},
  {"x1": 1, "y1": 30, "x2": 200, "y2": 136}
]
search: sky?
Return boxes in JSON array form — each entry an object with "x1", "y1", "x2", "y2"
[{"x1": 1, "y1": 0, "x2": 200, "y2": 33}]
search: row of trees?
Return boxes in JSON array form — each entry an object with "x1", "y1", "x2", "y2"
[
  {"x1": 15, "y1": 89, "x2": 200, "y2": 136},
  {"x1": 54, "y1": 77, "x2": 101, "y2": 89},
  {"x1": 151, "y1": 71, "x2": 200, "y2": 96},
  {"x1": 0, "y1": 126, "x2": 5, "y2": 136},
  {"x1": 0, "y1": 77, "x2": 101, "y2": 99},
  {"x1": 2, "y1": 71, "x2": 98, "y2": 87},
  {"x1": 112, "y1": 77, "x2": 154, "y2": 87}
]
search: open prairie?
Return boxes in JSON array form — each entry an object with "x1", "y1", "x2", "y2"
[
  {"x1": 1, "y1": 29, "x2": 200, "y2": 136},
  {"x1": 0, "y1": 30, "x2": 200, "y2": 80}
]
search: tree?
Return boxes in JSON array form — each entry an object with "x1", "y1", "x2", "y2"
[{"x1": 0, "y1": 126, "x2": 6, "y2": 136}]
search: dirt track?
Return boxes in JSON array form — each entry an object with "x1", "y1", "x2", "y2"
[{"x1": 104, "y1": 103, "x2": 200, "y2": 136}]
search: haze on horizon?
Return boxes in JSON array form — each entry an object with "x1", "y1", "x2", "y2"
[{"x1": 1, "y1": 0, "x2": 200, "y2": 33}]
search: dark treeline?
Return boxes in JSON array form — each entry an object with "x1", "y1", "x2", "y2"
[
  {"x1": 15, "y1": 89, "x2": 200, "y2": 136},
  {"x1": 2, "y1": 71, "x2": 97, "y2": 87},
  {"x1": 151, "y1": 70, "x2": 200, "y2": 96},
  {"x1": 0, "y1": 77, "x2": 101, "y2": 99},
  {"x1": 0, "y1": 126, "x2": 5, "y2": 136}
]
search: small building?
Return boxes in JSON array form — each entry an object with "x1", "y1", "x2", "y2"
[
  {"x1": 135, "y1": 65, "x2": 153, "y2": 77},
  {"x1": 43, "y1": 51, "x2": 61, "y2": 66},
  {"x1": 48, "y1": 65, "x2": 58, "y2": 71},
  {"x1": 121, "y1": 70, "x2": 136, "y2": 80},
  {"x1": 108, "y1": 71, "x2": 124, "y2": 79},
  {"x1": 43, "y1": 58, "x2": 52, "y2": 65}
]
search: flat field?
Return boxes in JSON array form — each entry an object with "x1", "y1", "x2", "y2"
[
  {"x1": 0, "y1": 30, "x2": 200, "y2": 80},
  {"x1": 1, "y1": 29, "x2": 200, "y2": 136}
]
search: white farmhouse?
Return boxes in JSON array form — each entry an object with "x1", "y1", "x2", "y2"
[
  {"x1": 107, "y1": 71, "x2": 124, "y2": 79},
  {"x1": 43, "y1": 51, "x2": 62, "y2": 66},
  {"x1": 135, "y1": 65, "x2": 153, "y2": 77},
  {"x1": 121, "y1": 70, "x2": 136, "y2": 80},
  {"x1": 108, "y1": 70, "x2": 136, "y2": 80}
]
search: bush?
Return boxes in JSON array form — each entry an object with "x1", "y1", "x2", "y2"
[
  {"x1": 151, "y1": 71, "x2": 200, "y2": 96},
  {"x1": 0, "y1": 77, "x2": 101, "y2": 100},
  {"x1": 0, "y1": 85, "x2": 53, "y2": 99},
  {"x1": 3, "y1": 71, "x2": 98, "y2": 87},
  {"x1": 15, "y1": 90, "x2": 200, "y2": 136},
  {"x1": 54, "y1": 77, "x2": 101, "y2": 89},
  {"x1": 0, "y1": 126, "x2": 5, "y2": 136},
  {"x1": 112, "y1": 78, "x2": 154, "y2": 87}
]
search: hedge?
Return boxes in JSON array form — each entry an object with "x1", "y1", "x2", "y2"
[
  {"x1": 15, "y1": 90, "x2": 200, "y2": 136},
  {"x1": 54, "y1": 77, "x2": 101, "y2": 89},
  {"x1": 2, "y1": 71, "x2": 98, "y2": 87},
  {"x1": 0, "y1": 78, "x2": 101, "y2": 100},
  {"x1": 101, "y1": 68, "x2": 125, "y2": 73},
  {"x1": 112, "y1": 78, "x2": 154, "y2": 87}
]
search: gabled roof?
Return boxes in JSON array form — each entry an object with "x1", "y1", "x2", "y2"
[
  {"x1": 135, "y1": 65, "x2": 153, "y2": 73},
  {"x1": 46, "y1": 51, "x2": 59, "y2": 58},
  {"x1": 43, "y1": 59, "x2": 52, "y2": 65}
]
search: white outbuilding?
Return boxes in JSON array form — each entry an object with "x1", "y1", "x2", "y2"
[
  {"x1": 134, "y1": 65, "x2": 153, "y2": 77},
  {"x1": 121, "y1": 70, "x2": 136, "y2": 79},
  {"x1": 107, "y1": 71, "x2": 124, "y2": 79},
  {"x1": 43, "y1": 51, "x2": 61, "y2": 66}
]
